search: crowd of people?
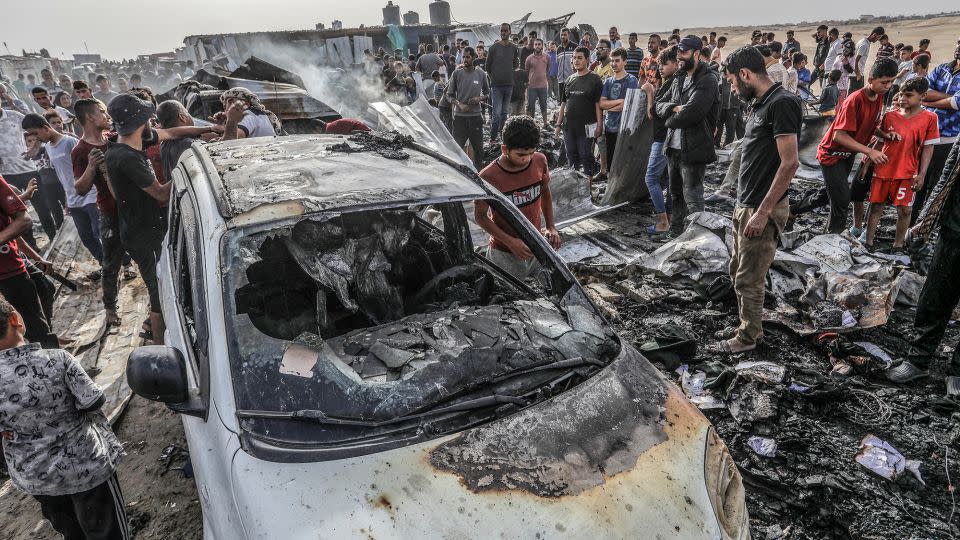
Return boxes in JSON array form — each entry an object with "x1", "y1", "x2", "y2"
[{"x1": 0, "y1": 20, "x2": 959, "y2": 539}]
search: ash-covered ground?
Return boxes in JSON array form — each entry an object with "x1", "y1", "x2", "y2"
[{"x1": 571, "y1": 158, "x2": 960, "y2": 540}]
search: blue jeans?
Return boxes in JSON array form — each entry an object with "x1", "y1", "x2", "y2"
[
  {"x1": 526, "y1": 87, "x2": 548, "y2": 119},
  {"x1": 490, "y1": 85, "x2": 513, "y2": 138},
  {"x1": 69, "y1": 203, "x2": 103, "y2": 264},
  {"x1": 562, "y1": 125, "x2": 596, "y2": 176},
  {"x1": 645, "y1": 141, "x2": 672, "y2": 214}
]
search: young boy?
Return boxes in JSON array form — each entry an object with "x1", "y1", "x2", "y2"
[
  {"x1": 599, "y1": 48, "x2": 640, "y2": 179},
  {"x1": 816, "y1": 57, "x2": 898, "y2": 235},
  {"x1": 864, "y1": 78, "x2": 939, "y2": 249},
  {"x1": 21, "y1": 113, "x2": 103, "y2": 275},
  {"x1": 0, "y1": 296, "x2": 127, "y2": 537},
  {"x1": 819, "y1": 69, "x2": 842, "y2": 115},
  {"x1": 475, "y1": 115, "x2": 561, "y2": 280}
]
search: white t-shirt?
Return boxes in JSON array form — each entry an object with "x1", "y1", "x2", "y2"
[
  {"x1": 855, "y1": 38, "x2": 871, "y2": 73},
  {"x1": 46, "y1": 135, "x2": 96, "y2": 208},
  {"x1": 766, "y1": 61, "x2": 787, "y2": 85},
  {"x1": 895, "y1": 60, "x2": 914, "y2": 86},
  {"x1": 238, "y1": 110, "x2": 277, "y2": 138},
  {"x1": 824, "y1": 39, "x2": 842, "y2": 70}
]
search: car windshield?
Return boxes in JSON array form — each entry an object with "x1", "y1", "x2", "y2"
[{"x1": 221, "y1": 197, "x2": 621, "y2": 455}]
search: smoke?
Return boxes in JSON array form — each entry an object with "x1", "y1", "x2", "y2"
[{"x1": 238, "y1": 37, "x2": 404, "y2": 118}]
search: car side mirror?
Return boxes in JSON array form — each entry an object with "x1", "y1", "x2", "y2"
[{"x1": 127, "y1": 345, "x2": 204, "y2": 418}]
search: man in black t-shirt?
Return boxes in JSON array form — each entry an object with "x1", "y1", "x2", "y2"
[
  {"x1": 105, "y1": 94, "x2": 171, "y2": 345},
  {"x1": 717, "y1": 46, "x2": 801, "y2": 355},
  {"x1": 554, "y1": 47, "x2": 603, "y2": 176}
]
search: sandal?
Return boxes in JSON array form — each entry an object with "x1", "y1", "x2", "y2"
[
  {"x1": 646, "y1": 224, "x2": 670, "y2": 235},
  {"x1": 122, "y1": 267, "x2": 137, "y2": 280},
  {"x1": 716, "y1": 337, "x2": 757, "y2": 354},
  {"x1": 714, "y1": 327, "x2": 764, "y2": 344}
]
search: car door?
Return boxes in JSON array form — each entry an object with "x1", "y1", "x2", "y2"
[{"x1": 164, "y1": 174, "x2": 246, "y2": 538}]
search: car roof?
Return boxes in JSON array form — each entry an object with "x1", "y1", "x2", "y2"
[{"x1": 197, "y1": 134, "x2": 486, "y2": 223}]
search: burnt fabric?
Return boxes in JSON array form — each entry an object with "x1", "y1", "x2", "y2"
[
  {"x1": 907, "y1": 229, "x2": 960, "y2": 370},
  {"x1": 729, "y1": 198, "x2": 790, "y2": 345}
]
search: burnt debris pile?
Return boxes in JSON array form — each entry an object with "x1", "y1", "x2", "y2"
[{"x1": 564, "y1": 188, "x2": 959, "y2": 538}]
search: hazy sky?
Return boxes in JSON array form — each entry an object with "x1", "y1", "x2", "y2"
[{"x1": 2, "y1": 1, "x2": 956, "y2": 60}]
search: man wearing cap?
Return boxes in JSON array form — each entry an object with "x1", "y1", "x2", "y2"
[
  {"x1": 656, "y1": 35, "x2": 720, "y2": 234},
  {"x1": 105, "y1": 94, "x2": 170, "y2": 345},
  {"x1": 219, "y1": 87, "x2": 280, "y2": 140}
]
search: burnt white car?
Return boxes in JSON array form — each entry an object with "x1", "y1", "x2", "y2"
[{"x1": 127, "y1": 133, "x2": 750, "y2": 539}]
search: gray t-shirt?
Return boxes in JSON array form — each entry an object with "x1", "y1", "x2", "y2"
[
  {"x1": 0, "y1": 344, "x2": 123, "y2": 496},
  {"x1": 0, "y1": 109, "x2": 37, "y2": 175},
  {"x1": 239, "y1": 110, "x2": 277, "y2": 138},
  {"x1": 93, "y1": 90, "x2": 120, "y2": 105},
  {"x1": 447, "y1": 67, "x2": 490, "y2": 117},
  {"x1": 416, "y1": 53, "x2": 443, "y2": 75}
]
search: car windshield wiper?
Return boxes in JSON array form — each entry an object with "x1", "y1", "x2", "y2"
[
  {"x1": 236, "y1": 393, "x2": 527, "y2": 428},
  {"x1": 236, "y1": 357, "x2": 606, "y2": 429}
]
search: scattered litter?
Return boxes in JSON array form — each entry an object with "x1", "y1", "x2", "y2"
[
  {"x1": 853, "y1": 341, "x2": 894, "y2": 368},
  {"x1": 676, "y1": 365, "x2": 725, "y2": 409},
  {"x1": 734, "y1": 361, "x2": 787, "y2": 385},
  {"x1": 842, "y1": 389, "x2": 893, "y2": 426},
  {"x1": 855, "y1": 434, "x2": 925, "y2": 485},
  {"x1": 748, "y1": 436, "x2": 778, "y2": 457}
]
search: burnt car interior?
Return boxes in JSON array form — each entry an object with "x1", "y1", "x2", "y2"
[
  {"x1": 235, "y1": 203, "x2": 538, "y2": 341},
  {"x1": 227, "y1": 199, "x2": 622, "y2": 456}
]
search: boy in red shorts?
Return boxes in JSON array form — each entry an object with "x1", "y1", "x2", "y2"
[{"x1": 864, "y1": 77, "x2": 940, "y2": 249}]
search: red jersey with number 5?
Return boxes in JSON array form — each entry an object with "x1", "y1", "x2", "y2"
[{"x1": 873, "y1": 109, "x2": 940, "y2": 180}]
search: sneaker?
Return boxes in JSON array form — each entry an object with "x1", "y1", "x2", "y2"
[{"x1": 885, "y1": 360, "x2": 929, "y2": 383}]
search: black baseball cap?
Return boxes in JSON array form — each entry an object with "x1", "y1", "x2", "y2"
[
  {"x1": 678, "y1": 35, "x2": 703, "y2": 52},
  {"x1": 107, "y1": 93, "x2": 156, "y2": 136}
]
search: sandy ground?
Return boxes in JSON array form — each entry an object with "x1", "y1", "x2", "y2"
[
  {"x1": 0, "y1": 397, "x2": 203, "y2": 539},
  {"x1": 674, "y1": 14, "x2": 960, "y2": 66}
]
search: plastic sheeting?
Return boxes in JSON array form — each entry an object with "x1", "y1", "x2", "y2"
[
  {"x1": 638, "y1": 212, "x2": 734, "y2": 281},
  {"x1": 366, "y1": 96, "x2": 472, "y2": 168},
  {"x1": 601, "y1": 87, "x2": 653, "y2": 206}
]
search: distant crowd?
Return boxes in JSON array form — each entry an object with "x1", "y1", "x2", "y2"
[{"x1": 1, "y1": 20, "x2": 959, "y2": 540}]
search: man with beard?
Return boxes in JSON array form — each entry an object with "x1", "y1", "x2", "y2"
[
  {"x1": 811, "y1": 25, "x2": 830, "y2": 84},
  {"x1": 485, "y1": 23, "x2": 519, "y2": 141},
  {"x1": 448, "y1": 47, "x2": 490, "y2": 169},
  {"x1": 716, "y1": 45, "x2": 801, "y2": 354},
  {"x1": 641, "y1": 34, "x2": 662, "y2": 85},
  {"x1": 556, "y1": 28, "x2": 578, "y2": 102},
  {"x1": 525, "y1": 39, "x2": 550, "y2": 126},
  {"x1": 656, "y1": 36, "x2": 719, "y2": 234},
  {"x1": 914, "y1": 42, "x2": 960, "y2": 224}
]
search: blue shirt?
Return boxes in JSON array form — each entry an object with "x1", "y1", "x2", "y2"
[
  {"x1": 926, "y1": 62, "x2": 960, "y2": 139},
  {"x1": 547, "y1": 51, "x2": 558, "y2": 78},
  {"x1": 600, "y1": 73, "x2": 639, "y2": 133}
]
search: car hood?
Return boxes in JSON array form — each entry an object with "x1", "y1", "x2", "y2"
[{"x1": 229, "y1": 347, "x2": 723, "y2": 539}]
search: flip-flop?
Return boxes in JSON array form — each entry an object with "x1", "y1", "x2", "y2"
[
  {"x1": 646, "y1": 225, "x2": 669, "y2": 235},
  {"x1": 715, "y1": 327, "x2": 764, "y2": 344},
  {"x1": 122, "y1": 268, "x2": 138, "y2": 280}
]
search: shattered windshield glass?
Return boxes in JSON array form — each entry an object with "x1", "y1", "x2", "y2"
[{"x1": 221, "y1": 199, "x2": 622, "y2": 453}]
